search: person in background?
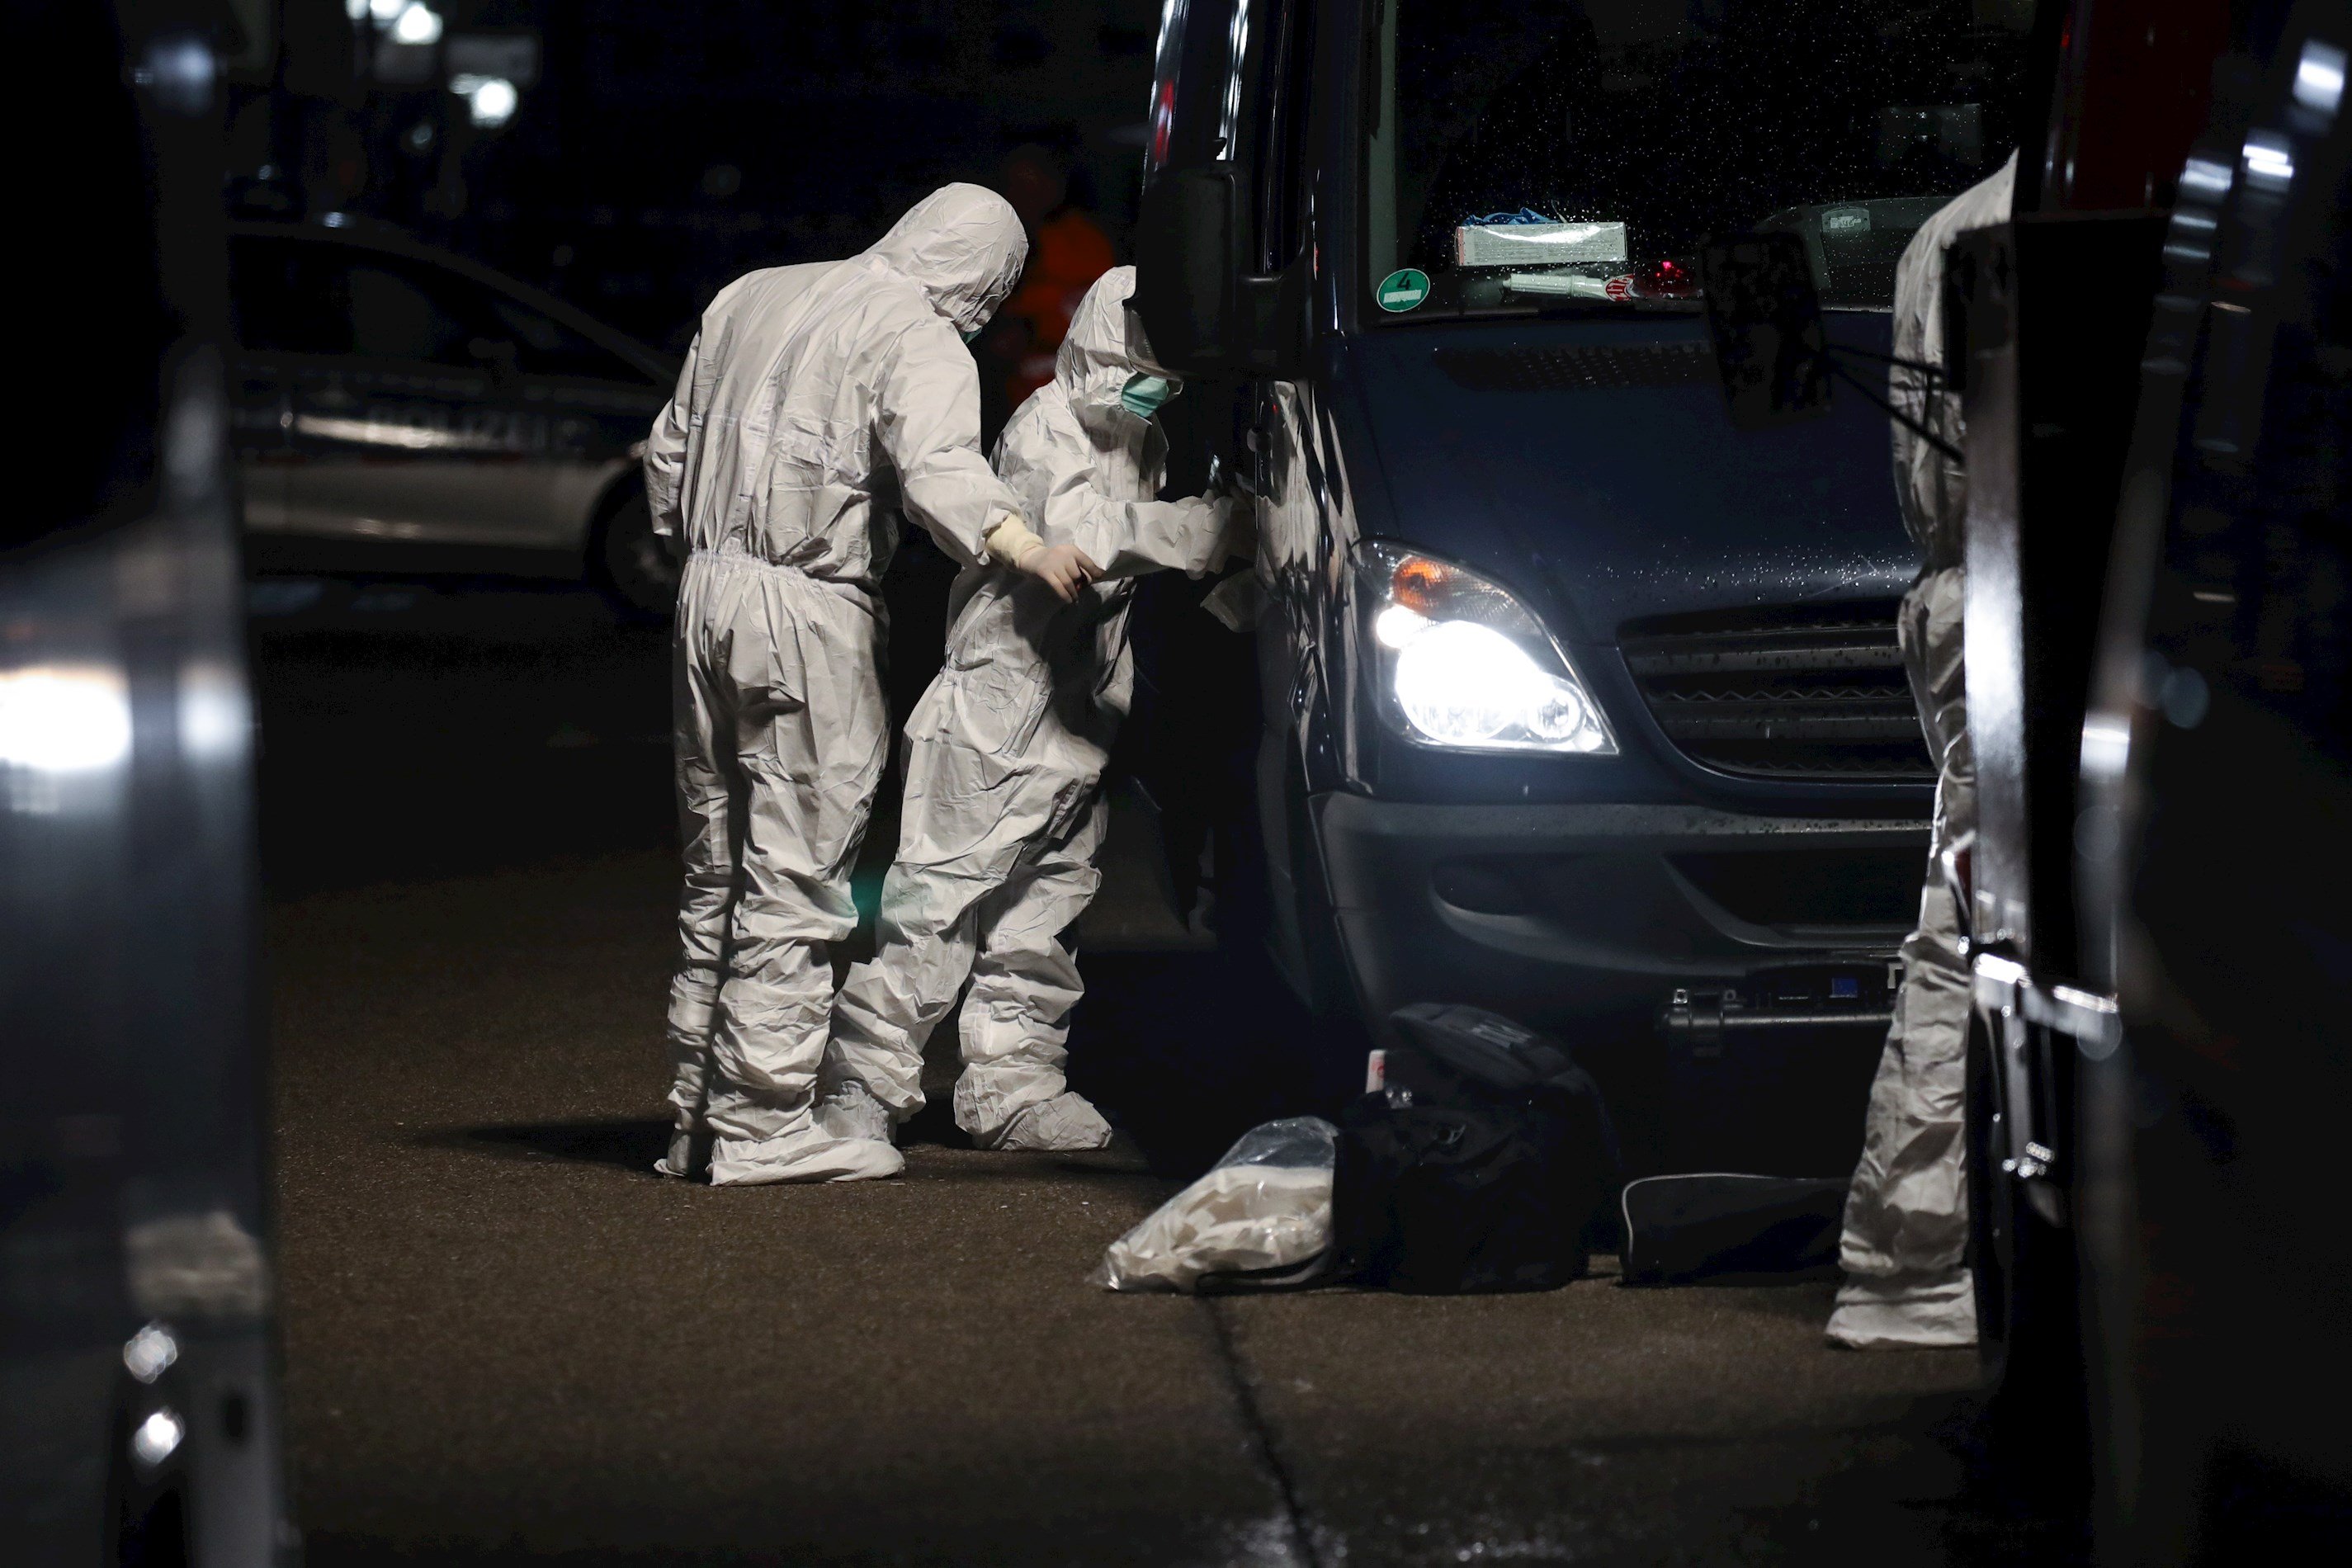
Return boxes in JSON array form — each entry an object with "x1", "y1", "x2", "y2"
[
  {"x1": 986, "y1": 145, "x2": 1116, "y2": 423},
  {"x1": 821, "y1": 267, "x2": 1240, "y2": 1154},
  {"x1": 1830, "y1": 152, "x2": 2018, "y2": 1347},
  {"x1": 641, "y1": 184, "x2": 1098, "y2": 1187}
]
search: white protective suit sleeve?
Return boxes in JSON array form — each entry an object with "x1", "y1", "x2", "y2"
[
  {"x1": 874, "y1": 316, "x2": 1018, "y2": 569},
  {"x1": 642, "y1": 333, "x2": 697, "y2": 538},
  {"x1": 1027, "y1": 465, "x2": 1229, "y2": 582}
]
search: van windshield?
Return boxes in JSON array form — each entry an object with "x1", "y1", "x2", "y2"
[{"x1": 1363, "y1": 0, "x2": 2038, "y2": 319}]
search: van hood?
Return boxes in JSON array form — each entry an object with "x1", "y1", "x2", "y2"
[{"x1": 1342, "y1": 318, "x2": 1924, "y2": 645}]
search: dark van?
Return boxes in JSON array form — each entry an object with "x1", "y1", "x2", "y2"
[{"x1": 1130, "y1": 1, "x2": 2039, "y2": 1127}]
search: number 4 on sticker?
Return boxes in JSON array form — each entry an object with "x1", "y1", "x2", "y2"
[{"x1": 1376, "y1": 268, "x2": 1429, "y2": 313}]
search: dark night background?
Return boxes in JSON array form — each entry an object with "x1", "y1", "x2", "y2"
[{"x1": 223, "y1": 1, "x2": 1159, "y2": 352}]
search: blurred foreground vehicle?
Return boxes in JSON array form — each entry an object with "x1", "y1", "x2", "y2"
[
  {"x1": 227, "y1": 220, "x2": 679, "y2": 614},
  {"x1": 3, "y1": 3, "x2": 288, "y2": 1562},
  {"x1": 1943, "y1": 0, "x2": 2352, "y2": 1555}
]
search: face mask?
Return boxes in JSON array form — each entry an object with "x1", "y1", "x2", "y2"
[{"x1": 1120, "y1": 373, "x2": 1180, "y2": 418}]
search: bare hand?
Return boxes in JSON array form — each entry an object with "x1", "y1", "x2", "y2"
[{"x1": 1023, "y1": 541, "x2": 1103, "y2": 602}]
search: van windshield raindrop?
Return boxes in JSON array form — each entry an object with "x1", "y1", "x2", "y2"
[{"x1": 1362, "y1": 0, "x2": 2038, "y2": 320}]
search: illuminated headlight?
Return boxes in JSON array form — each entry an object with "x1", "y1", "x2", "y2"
[{"x1": 1356, "y1": 543, "x2": 1614, "y2": 754}]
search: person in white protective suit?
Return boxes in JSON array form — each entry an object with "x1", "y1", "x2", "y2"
[
  {"x1": 642, "y1": 184, "x2": 1100, "y2": 1187},
  {"x1": 1830, "y1": 152, "x2": 2017, "y2": 1348},
  {"x1": 820, "y1": 266, "x2": 1237, "y2": 1152}
]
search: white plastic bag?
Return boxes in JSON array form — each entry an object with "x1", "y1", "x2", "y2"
[{"x1": 1093, "y1": 1117, "x2": 1338, "y2": 1292}]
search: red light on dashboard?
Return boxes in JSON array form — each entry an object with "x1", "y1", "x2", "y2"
[{"x1": 1635, "y1": 257, "x2": 1699, "y2": 299}]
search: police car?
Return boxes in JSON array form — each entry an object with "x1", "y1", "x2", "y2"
[{"x1": 227, "y1": 220, "x2": 679, "y2": 612}]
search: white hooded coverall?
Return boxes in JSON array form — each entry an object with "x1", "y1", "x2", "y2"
[
  {"x1": 827, "y1": 267, "x2": 1231, "y2": 1149},
  {"x1": 642, "y1": 185, "x2": 1031, "y2": 1185},
  {"x1": 1830, "y1": 153, "x2": 2015, "y2": 1347}
]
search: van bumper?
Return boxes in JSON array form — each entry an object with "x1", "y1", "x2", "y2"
[{"x1": 1311, "y1": 793, "x2": 1929, "y2": 1046}]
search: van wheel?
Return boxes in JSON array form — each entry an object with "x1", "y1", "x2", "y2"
[
  {"x1": 1967, "y1": 1008, "x2": 2090, "y2": 1504},
  {"x1": 593, "y1": 487, "x2": 678, "y2": 618}
]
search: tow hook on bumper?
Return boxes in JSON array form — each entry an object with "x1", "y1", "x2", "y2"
[{"x1": 1971, "y1": 950, "x2": 2121, "y2": 1222}]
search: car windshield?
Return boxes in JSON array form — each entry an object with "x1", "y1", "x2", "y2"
[
  {"x1": 1363, "y1": 0, "x2": 2038, "y2": 319},
  {"x1": 229, "y1": 235, "x2": 651, "y2": 383}
]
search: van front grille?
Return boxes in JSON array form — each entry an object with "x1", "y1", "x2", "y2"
[
  {"x1": 1433, "y1": 342, "x2": 1716, "y2": 392},
  {"x1": 1619, "y1": 605, "x2": 1933, "y2": 782}
]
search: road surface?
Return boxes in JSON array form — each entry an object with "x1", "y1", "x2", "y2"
[{"x1": 253, "y1": 579, "x2": 2069, "y2": 1565}]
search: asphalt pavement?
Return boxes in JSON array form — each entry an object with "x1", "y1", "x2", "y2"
[{"x1": 253, "y1": 577, "x2": 2071, "y2": 1566}]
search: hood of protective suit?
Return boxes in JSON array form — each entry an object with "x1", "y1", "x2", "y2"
[
  {"x1": 1054, "y1": 266, "x2": 1170, "y2": 437},
  {"x1": 865, "y1": 184, "x2": 1030, "y2": 335}
]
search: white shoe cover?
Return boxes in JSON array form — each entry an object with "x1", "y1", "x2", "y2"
[
  {"x1": 988, "y1": 1091, "x2": 1113, "y2": 1153},
  {"x1": 709, "y1": 1126, "x2": 905, "y2": 1185},
  {"x1": 1826, "y1": 1267, "x2": 1978, "y2": 1348},
  {"x1": 815, "y1": 1079, "x2": 894, "y2": 1145},
  {"x1": 654, "y1": 1126, "x2": 705, "y2": 1180}
]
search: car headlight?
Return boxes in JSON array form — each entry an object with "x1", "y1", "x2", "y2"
[{"x1": 1356, "y1": 543, "x2": 1616, "y2": 754}]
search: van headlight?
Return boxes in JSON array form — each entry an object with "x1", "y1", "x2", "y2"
[{"x1": 1356, "y1": 543, "x2": 1615, "y2": 754}]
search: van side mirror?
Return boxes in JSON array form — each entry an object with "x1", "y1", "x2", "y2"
[
  {"x1": 1698, "y1": 232, "x2": 1833, "y2": 430},
  {"x1": 1132, "y1": 163, "x2": 1296, "y2": 378}
]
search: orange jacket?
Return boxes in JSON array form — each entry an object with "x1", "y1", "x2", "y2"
[{"x1": 1001, "y1": 207, "x2": 1117, "y2": 406}]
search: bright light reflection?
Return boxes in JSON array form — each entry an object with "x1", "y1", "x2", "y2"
[
  {"x1": 292, "y1": 413, "x2": 506, "y2": 451},
  {"x1": 132, "y1": 1409, "x2": 184, "y2": 1468},
  {"x1": 2179, "y1": 157, "x2": 2233, "y2": 196},
  {"x1": 466, "y1": 77, "x2": 518, "y2": 127},
  {"x1": 123, "y1": 1322, "x2": 179, "y2": 1385},
  {"x1": 390, "y1": 2, "x2": 442, "y2": 45},
  {"x1": 2079, "y1": 713, "x2": 2132, "y2": 781},
  {"x1": 2244, "y1": 133, "x2": 2296, "y2": 188},
  {"x1": 1373, "y1": 605, "x2": 1428, "y2": 649},
  {"x1": 0, "y1": 667, "x2": 133, "y2": 772},
  {"x1": 2295, "y1": 41, "x2": 2347, "y2": 116},
  {"x1": 367, "y1": 0, "x2": 404, "y2": 20},
  {"x1": 179, "y1": 663, "x2": 248, "y2": 760}
]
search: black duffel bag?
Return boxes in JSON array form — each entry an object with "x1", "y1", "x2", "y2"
[
  {"x1": 1618, "y1": 1174, "x2": 1847, "y2": 1286},
  {"x1": 1329, "y1": 1004, "x2": 1620, "y2": 1294}
]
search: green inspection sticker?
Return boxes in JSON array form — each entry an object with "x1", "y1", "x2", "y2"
[{"x1": 1375, "y1": 267, "x2": 1431, "y2": 313}]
